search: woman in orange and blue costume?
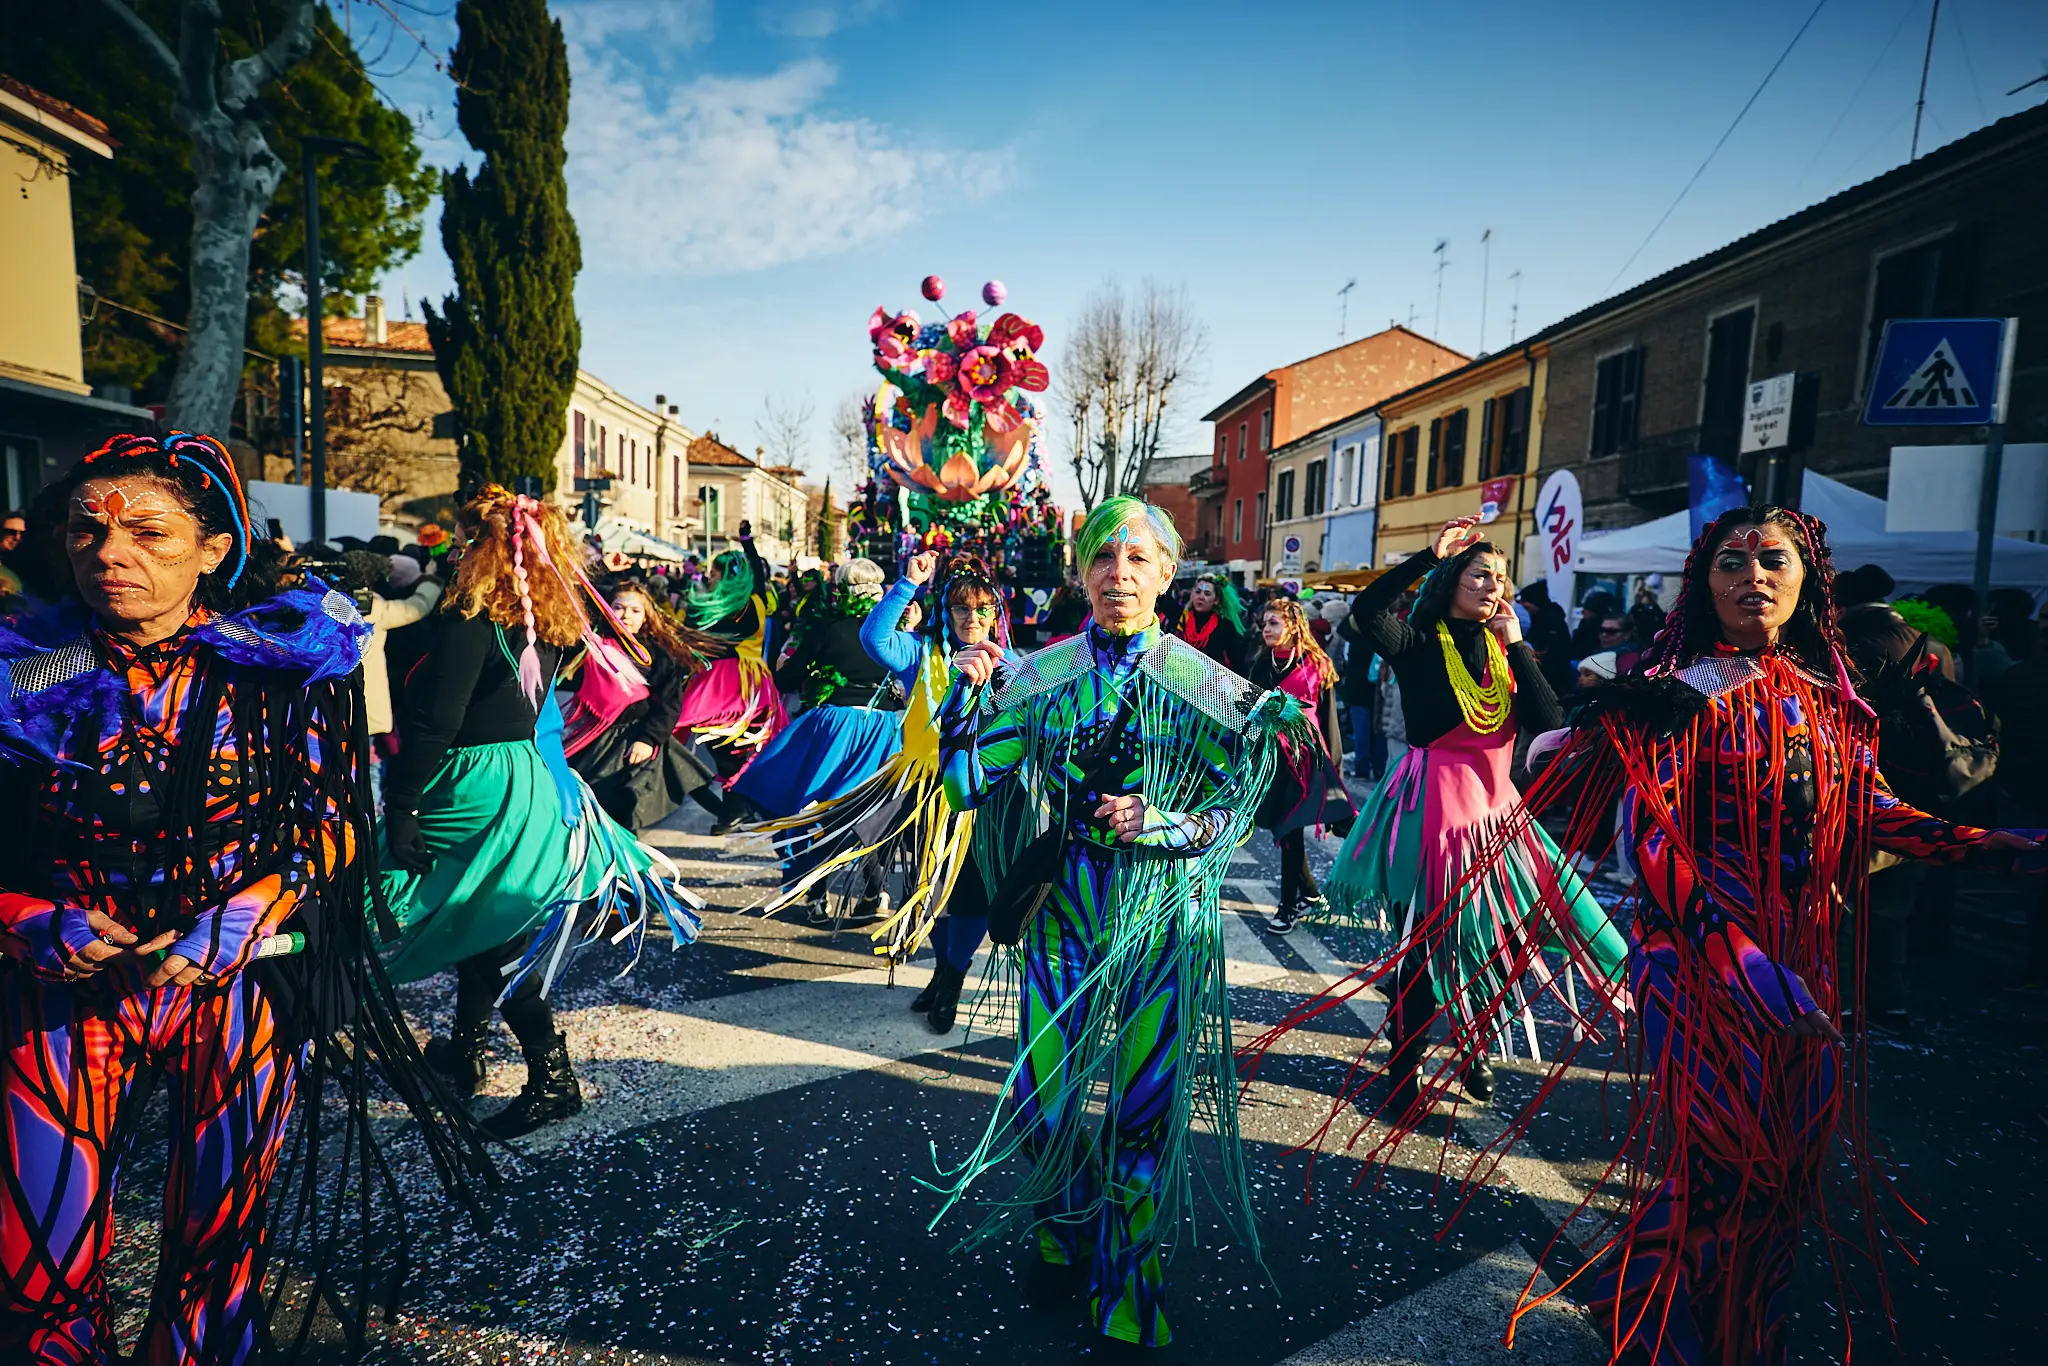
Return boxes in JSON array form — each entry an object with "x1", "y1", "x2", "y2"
[{"x1": 0, "y1": 434, "x2": 490, "y2": 1364}]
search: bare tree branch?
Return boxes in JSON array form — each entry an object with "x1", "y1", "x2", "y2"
[
  {"x1": 173, "y1": 0, "x2": 225, "y2": 120},
  {"x1": 1054, "y1": 279, "x2": 1206, "y2": 513},
  {"x1": 91, "y1": 0, "x2": 182, "y2": 86},
  {"x1": 754, "y1": 394, "x2": 816, "y2": 474},
  {"x1": 830, "y1": 390, "x2": 871, "y2": 487},
  {"x1": 222, "y1": 0, "x2": 317, "y2": 113}
]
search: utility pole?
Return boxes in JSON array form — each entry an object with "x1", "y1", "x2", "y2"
[
  {"x1": 300, "y1": 135, "x2": 374, "y2": 545},
  {"x1": 1432, "y1": 239, "x2": 1450, "y2": 341},
  {"x1": 1507, "y1": 270, "x2": 1524, "y2": 344},
  {"x1": 1912, "y1": 0, "x2": 1942, "y2": 160},
  {"x1": 1478, "y1": 228, "x2": 1493, "y2": 354},
  {"x1": 653, "y1": 393, "x2": 669, "y2": 540},
  {"x1": 1336, "y1": 279, "x2": 1356, "y2": 340}
]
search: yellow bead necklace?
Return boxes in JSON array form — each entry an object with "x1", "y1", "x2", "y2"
[{"x1": 1437, "y1": 621, "x2": 1512, "y2": 734}]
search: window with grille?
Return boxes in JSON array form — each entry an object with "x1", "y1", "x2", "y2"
[
  {"x1": 1590, "y1": 347, "x2": 1645, "y2": 457},
  {"x1": 1864, "y1": 232, "x2": 1974, "y2": 390}
]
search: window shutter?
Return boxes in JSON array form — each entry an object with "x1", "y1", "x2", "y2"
[
  {"x1": 1426, "y1": 417, "x2": 1442, "y2": 491},
  {"x1": 1478, "y1": 398, "x2": 1497, "y2": 481},
  {"x1": 1617, "y1": 347, "x2": 1644, "y2": 449},
  {"x1": 1591, "y1": 356, "x2": 1615, "y2": 456}
]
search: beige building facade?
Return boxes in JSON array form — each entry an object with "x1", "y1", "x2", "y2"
[
  {"x1": 685, "y1": 435, "x2": 808, "y2": 567},
  {"x1": 0, "y1": 76, "x2": 153, "y2": 506}
]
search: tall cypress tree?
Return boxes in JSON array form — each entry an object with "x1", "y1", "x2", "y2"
[{"x1": 425, "y1": 0, "x2": 580, "y2": 491}]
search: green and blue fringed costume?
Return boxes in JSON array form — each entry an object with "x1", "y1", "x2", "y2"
[{"x1": 932, "y1": 619, "x2": 1306, "y2": 1348}]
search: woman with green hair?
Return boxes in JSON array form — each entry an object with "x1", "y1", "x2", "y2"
[
  {"x1": 672, "y1": 522, "x2": 786, "y2": 828},
  {"x1": 1170, "y1": 571, "x2": 1247, "y2": 670},
  {"x1": 933, "y1": 494, "x2": 1308, "y2": 1350}
]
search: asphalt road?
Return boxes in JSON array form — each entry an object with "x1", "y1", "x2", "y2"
[{"x1": 105, "y1": 788, "x2": 2044, "y2": 1364}]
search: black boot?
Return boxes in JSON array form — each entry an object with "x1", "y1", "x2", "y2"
[
  {"x1": 710, "y1": 794, "x2": 755, "y2": 836},
  {"x1": 483, "y1": 1032, "x2": 584, "y2": 1140},
  {"x1": 926, "y1": 961, "x2": 967, "y2": 1034},
  {"x1": 422, "y1": 1021, "x2": 491, "y2": 1097},
  {"x1": 1385, "y1": 1029, "x2": 1428, "y2": 1123},
  {"x1": 1463, "y1": 1051, "x2": 1495, "y2": 1104},
  {"x1": 909, "y1": 976, "x2": 939, "y2": 1012}
]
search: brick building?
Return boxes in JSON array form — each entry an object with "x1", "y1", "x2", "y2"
[
  {"x1": 1194, "y1": 326, "x2": 1465, "y2": 580},
  {"x1": 1534, "y1": 100, "x2": 2048, "y2": 532},
  {"x1": 1140, "y1": 452, "x2": 1208, "y2": 561}
]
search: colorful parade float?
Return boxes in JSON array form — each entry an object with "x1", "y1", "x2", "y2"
[{"x1": 844, "y1": 276, "x2": 1069, "y2": 628}]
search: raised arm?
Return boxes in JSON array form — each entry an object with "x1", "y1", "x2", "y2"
[
  {"x1": 1347, "y1": 547, "x2": 1437, "y2": 659},
  {"x1": 861, "y1": 577, "x2": 926, "y2": 687}
]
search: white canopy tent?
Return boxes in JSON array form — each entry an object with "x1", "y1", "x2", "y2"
[
  {"x1": 1572, "y1": 471, "x2": 2048, "y2": 591},
  {"x1": 593, "y1": 520, "x2": 698, "y2": 564}
]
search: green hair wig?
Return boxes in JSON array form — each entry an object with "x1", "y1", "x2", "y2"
[
  {"x1": 1074, "y1": 495, "x2": 1183, "y2": 571},
  {"x1": 687, "y1": 548, "x2": 756, "y2": 627},
  {"x1": 1194, "y1": 572, "x2": 1246, "y2": 635},
  {"x1": 1893, "y1": 598, "x2": 1959, "y2": 649}
]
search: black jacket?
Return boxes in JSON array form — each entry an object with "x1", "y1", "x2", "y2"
[
  {"x1": 385, "y1": 612, "x2": 563, "y2": 816},
  {"x1": 1345, "y1": 549, "x2": 1560, "y2": 748}
]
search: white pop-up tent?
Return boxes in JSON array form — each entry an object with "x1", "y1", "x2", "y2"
[{"x1": 1572, "y1": 470, "x2": 2048, "y2": 591}]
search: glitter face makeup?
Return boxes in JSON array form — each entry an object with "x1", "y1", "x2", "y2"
[
  {"x1": 1087, "y1": 520, "x2": 1170, "y2": 634},
  {"x1": 1707, "y1": 520, "x2": 1805, "y2": 651},
  {"x1": 66, "y1": 476, "x2": 233, "y2": 645}
]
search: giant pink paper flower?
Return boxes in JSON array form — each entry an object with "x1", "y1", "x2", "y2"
[
  {"x1": 945, "y1": 311, "x2": 980, "y2": 350},
  {"x1": 869, "y1": 308, "x2": 921, "y2": 372},
  {"x1": 988, "y1": 313, "x2": 1049, "y2": 392},
  {"x1": 955, "y1": 345, "x2": 1015, "y2": 404}
]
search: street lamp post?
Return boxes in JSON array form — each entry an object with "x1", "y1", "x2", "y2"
[{"x1": 300, "y1": 135, "x2": 375, "y2": 545}]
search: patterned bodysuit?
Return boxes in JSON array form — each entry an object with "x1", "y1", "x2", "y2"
[
  {"x1": 1592, "y1": 648, "x2": 2019, "y2": 1366},
  {"x1": 0, "y1": 615, "x2": 345, "y2": 1365},
  {"x1": 939, "y1": 620, "x2": 1280, "y2": 1347}
]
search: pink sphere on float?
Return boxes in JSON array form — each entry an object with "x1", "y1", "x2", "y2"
[
  {"x1": 982, "y1": 280, "x2": 1007, "y2": 307},
  {"x1": 921, "y1": 275, "x2": 946, "y2": 302}
]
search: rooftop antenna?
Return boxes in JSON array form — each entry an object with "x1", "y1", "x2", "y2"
[
  {"x1": 1507, "y1": 269, "x2": 1524, "y2": 344},
  {"x1": 1404, "y1": 303, "x2": 1420, "y2": 328},
  {"x1": 1336, "y1": 278, "x2": 1357, "y2": 339},
  {"x1": 1478, "y1": 228, "x2": 1493, "y2": 353},
  {"x1": 1911, "y1": 0, "x2": 1942, "y2": 160},
  {"x1": 1432, "y1": 238, "x2": 1450, "y2": 340}
]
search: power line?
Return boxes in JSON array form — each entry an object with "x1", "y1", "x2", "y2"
[{"x1": 1608, "y1": 0, "x2": 1831, "y2": 290}]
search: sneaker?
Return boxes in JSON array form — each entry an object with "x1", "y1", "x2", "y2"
[{"x1": 1267, "y1": 901, "x2": 1300, "y2": 935}]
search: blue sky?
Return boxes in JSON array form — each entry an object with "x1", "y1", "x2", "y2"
[{"x1": 357, "y1": 0, "x2": 2048, "y2": 503}]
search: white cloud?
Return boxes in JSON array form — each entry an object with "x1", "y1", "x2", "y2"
[
  {"x1": 566, "y1": 55, "x2": 1010, "y2": 276},
  {"x1": 558, "y1": 0, "x2": 715, "y2": 49},
  {"x1": 756, "y1": 0, "x2": 889, "y2": 40}
]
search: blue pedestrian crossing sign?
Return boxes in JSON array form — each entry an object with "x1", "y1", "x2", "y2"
[{"x1": 1862, "y1": 317, "x2": 2015, "y2": 427}]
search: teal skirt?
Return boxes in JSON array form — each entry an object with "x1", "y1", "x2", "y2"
[{"x1": 380, "y1": 741, "x2": 648, "y2": 982}]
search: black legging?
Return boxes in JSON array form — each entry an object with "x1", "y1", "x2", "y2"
[
  {"x1": 452, "y1": 937, "x2": 557, "y2": 1056},
  {"x1": 1276, "y1": 829, "x2": 1320, "y2": 910}
]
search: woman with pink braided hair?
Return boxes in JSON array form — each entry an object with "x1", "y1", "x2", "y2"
[{"x1": 380, "y1": 486, "x2": 703, "y2": 1140}]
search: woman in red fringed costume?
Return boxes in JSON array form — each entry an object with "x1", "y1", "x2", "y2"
[{"x1": 1247, "y1": 505, "x2": 2044, "y2": 1366}]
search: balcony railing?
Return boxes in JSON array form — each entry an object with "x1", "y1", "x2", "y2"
[{"x1": 1189, "y1": 466, "x2": 1226, "y2": 496}]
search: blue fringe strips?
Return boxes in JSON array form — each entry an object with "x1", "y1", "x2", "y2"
[{"x1": 498, "y1": 781, "x2": 706, "y2": 1002}]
